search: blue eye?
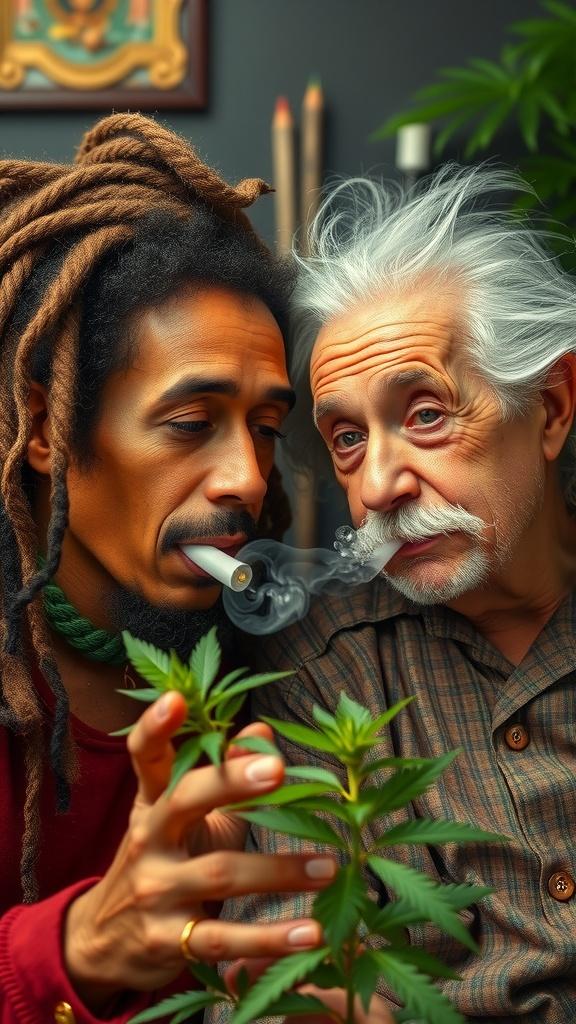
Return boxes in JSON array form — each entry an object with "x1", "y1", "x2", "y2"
[
  {"x1": 334, "y1": 430, "x2": 365, "y2": 450},
  {"x1": 409, "y1": 409, "x2": 445, "y2": 429}
]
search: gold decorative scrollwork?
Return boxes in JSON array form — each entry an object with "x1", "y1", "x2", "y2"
[{"x1": 0, "y1": 0, "x2": 187, "y2": 92}]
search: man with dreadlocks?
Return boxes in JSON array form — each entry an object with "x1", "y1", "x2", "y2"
[{"x1": 0, "y1": 114, "x2": 347, "y2": 1024}]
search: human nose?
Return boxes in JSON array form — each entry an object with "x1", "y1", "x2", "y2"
[
  {"x1": 359, "y1": 434, "x2": 420, "y2": 513},
  {"x1": 204, "y1": 429, "x2": 267, "y2": 507}
]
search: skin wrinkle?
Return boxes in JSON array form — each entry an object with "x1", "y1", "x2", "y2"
[
  {"x1": 310, "y1": 289, "x2": 576, "y2": 658},
  {"x1": 33, "y1": 285, "x2": 291, "y2": 627}
]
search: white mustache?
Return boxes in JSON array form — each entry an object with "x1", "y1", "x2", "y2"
[{"x1": 356, "y1": 503, "x2": 486, "y2": 548}]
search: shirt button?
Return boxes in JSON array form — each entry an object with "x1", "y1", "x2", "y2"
[
  {"x1": 547, "y1": 871, "x2": 575, "y2": 902},
  {"x1": 54, "y1": 1002, "x2": 76, "y2": 1024},
  {"x1": 504, "y1": 723, "x2": 530, "y2": 750}
]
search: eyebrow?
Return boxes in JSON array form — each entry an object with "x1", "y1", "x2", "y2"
[
  {"x1": 313, "y1": 368, "x2": 447, "y2": 425},
  {"x1": 157, "y1": 377, "x2": 296, "y2": 410}
]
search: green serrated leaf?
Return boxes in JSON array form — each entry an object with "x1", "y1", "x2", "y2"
[
  {"x1": 167, "y1": 736, "x2": 203, "y2": 794},
  {"x1": 390, "y1": 946, "x2": 461, "y2": 981},
  {"x1": 371, "y1": 950, "x2": 465, "y2": 1024},
  {"x1": 207, "y1": 671, "x2": 292, "y2": 709},
  {"x1": 237, "y1": 807, "x2": 346, "y2": 849},
  {"x1": 304, "y1": 961, "x2": 344, "y2": 988},
  {"x1": 199, "y1": 730, "x2": 223, "y2": 766},
  {"x1": 186, "y1": 960, "x2": 228, "y2": 993},
  {"x1": 214, "y1": 692, "x2": 245, "y2": 724},
  {"x1": 363, "y1": 756, "x2": 435, "y2": 777},
  {"x1": 335, "y1": 691, "x2": 372, "y2": 731},
  {"x1": 209, "y1": 666, "x2": 249, "y2": 696},
  {"x1": 518, "y1": 94, "x2": 540, "y2": 150},
  {"x1": 295, "y1": 795, "x2": 356, "y2": 827},
  {"x1": 258, "y1": 992, "x2": 331, "y2": 1016},
  {"x1": 122, "y1": 631, "x2": 170, "y2": 689},
  {"x1": 130, "y1": 990, "x2": 225, "y2": 1024},
  {"x1": 436, "y1": 882, "x2": 494, "y2": 912},
  {"x1": 313, "y1": 864, "x2": 366, "y2": 947},
  {"x1": 260, "y1": 716, "x2": 339, "y2": 755},
  {"x1": 371, "y1": 818, "x2": 508, "y2": 851},
  {"x1": 464, "y1": 98, "x2": 513, "y2": 157},
  {"x1": 362, "y1": 897, "x2": 428, "y2": 935},
  {"x1": 228, "y1": 734, "x2": 281, "y2": 756},
  {"x1": 228, "y1": 782, "x2": 335, "y2": 811},
  {"x1": 433, "y1": 112, "x2": 472, "y2": 155},
  {"x1": 109, "y1": 723, "x2": 135, "y2": 737},
  {"x1": 116, "y1": 688, "x2": 158, "y2": 703},
  {"x1": 367, "y1": 697, "x2": 416, "y2": 736},
  {"x1": 356, "y1": 751, "x2": 461, "y2": 825},
  {"x1": 284, "y1": 765, "x2": 343, "y2": 790},
  {"x1": 352, "y1": 951, "x2": 382, "y2": 1013},
  {"x1": 230, "y1": 948, "x2": 329, "y2": 1024},
  {"x1": 189, "y1": 625, "x2": 221, "y2": 698},
  {"x1": 368, "y1": 857, "x2": 479, "y2": 952}
]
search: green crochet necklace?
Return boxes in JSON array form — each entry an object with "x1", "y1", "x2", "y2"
[{"x1": 40, "y1": 566, "x2": 126, "y2": 666}]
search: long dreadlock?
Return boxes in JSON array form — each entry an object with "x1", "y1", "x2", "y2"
[{"x1": 0, "y1": 113, "x2": 292, "y2": 901}]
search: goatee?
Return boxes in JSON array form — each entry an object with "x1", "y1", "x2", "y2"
[{"x1": 107, "y1": 585, "x2": 235, "y2": 663}]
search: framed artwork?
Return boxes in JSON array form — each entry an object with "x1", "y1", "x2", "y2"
[{"x1": 0, "y1": 0, "x2": 207, "y2": 109}]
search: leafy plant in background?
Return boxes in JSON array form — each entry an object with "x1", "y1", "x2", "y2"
[
  {"x1": 121, "y1": 629, "x2": 507, "y2": 1024},
  {"x1": 373, "y1": 0, "x2": 576, "y2": 267}
]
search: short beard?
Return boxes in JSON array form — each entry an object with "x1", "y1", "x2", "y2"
[
  {"x1": 107, "y1": 584, "x2": 234, "y2": 662},
  {"x1": 385, "y1": 548, "x2": 491, "y2": 605}
]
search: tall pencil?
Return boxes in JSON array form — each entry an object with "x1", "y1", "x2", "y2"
[
  {"x1": 294, "y1": 79, "x2": 324, "y2": 549},
  {"x1": 300, "y1": 78, "x2": 324, "y2": 256},
  {"x1": 272, "y1": 97, "x2": 297, "y2": 255}
]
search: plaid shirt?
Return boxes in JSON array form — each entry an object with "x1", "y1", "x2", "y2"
[{"x1": 214, "y1": 581, "x2": 576, "y2": 1023}]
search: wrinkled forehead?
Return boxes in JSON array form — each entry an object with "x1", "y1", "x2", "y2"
[{"x1": 310, "y1": 289, "x2": 467, "y2": 402}]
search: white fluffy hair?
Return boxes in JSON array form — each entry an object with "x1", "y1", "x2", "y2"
[{"x1": 288, "y1": 163, "x2": 576, "y2": 507}]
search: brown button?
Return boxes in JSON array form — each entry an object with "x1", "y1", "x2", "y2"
[
  {"x1": 54, "y1": 1002, "x2": 75, "y2": 1024},
  {"x1": 504, "y1": 723, "x2": 529, "y2": 750},
  {"x1": 547, "y1": 871, "x2": 575, "y2": 902}
]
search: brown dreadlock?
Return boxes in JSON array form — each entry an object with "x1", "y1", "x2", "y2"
[{"x1": 0, "y1": 113, "x2": 292, "y2": 902}]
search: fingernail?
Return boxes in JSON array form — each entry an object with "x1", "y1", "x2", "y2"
[
  {"x1": 305, "y1": 857, "x2": 336, "y2": 879},
  {"x1": 245, "y1": 756, "x2": 281, "y2": 783},
  {"x1": 154, "y1": 694, "x2": 173, "y2": 721},
  {"x1": 287, "y1": 924, "x2": 318, "y2": 946}
]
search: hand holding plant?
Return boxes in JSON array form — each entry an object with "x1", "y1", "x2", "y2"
[{"x1": 120, "y1": 628, "x2": 507, "y2": 1024}]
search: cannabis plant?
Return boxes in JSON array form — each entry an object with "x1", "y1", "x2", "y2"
[
  {"x1": 373, "y1": 0, "x2": 576, "y2": 267},
  {"x1": 121, "y1": 628, "x2": 506, "y2": 1024}
]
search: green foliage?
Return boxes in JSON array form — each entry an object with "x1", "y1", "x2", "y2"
[
  {"x1": 117, "y1": 627, "x2": 290, "y2": 786},
  {"x1": 123, "y1": 633, "x2": 508, "y2": 1024},
  {"x1": 372, "y1": 0, "x2": 576, "y2": 266}
]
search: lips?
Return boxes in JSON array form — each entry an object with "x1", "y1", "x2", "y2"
[
  {"x1": 396, "y1": 534, "x2": 442, "y2": 557},
  {"x1": 177, "y1": 536, "x2": 247, "y2": 576}
]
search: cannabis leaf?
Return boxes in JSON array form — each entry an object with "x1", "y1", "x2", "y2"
[{"x1": 122, "y1": 636, "x2": 506, "y2": 1024}]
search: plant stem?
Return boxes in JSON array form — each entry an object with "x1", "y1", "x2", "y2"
[{"x1": 344, "y1": 763, "x2": 363, "y2": 1024}]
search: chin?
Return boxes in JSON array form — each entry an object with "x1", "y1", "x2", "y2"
[{"x1": 384, "y1": 549, "x2": 490, "y2": 605}]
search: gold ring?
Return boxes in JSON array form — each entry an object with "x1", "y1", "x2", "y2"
[{"x1": 179, "y1": 918, "x2": 201, "y2": 962}]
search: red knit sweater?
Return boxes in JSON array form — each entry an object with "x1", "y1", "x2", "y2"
[{"x1": 0, "y1": 672, "x2": 190, "y2": 1024}]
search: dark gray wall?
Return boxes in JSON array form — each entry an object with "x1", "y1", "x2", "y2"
[
  {"x1": 0, "y1": 0, "x2": 542, "y2": 541},
  {"x1": 0, "y1": 0, "x2": 541, "y2": 244}
]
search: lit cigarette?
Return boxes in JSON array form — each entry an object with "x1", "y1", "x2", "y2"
[
  {"x1": 367, "y1": 539, "x2": 403, "y2": 570},
  {"x1": 181, "y1": 545, "x2": 253, "y2": 592}
]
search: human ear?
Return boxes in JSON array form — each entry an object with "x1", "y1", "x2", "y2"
[
  {"x1": 26, "y1": 381, "x2": 52, "y2": 475},
  {"x1": 540, "y1": 354, "x2": 576, "y2": 461}
]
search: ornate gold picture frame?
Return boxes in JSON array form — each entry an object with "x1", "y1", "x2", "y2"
[{"x1": 0, "y1": 0, "x2": 207, "y2": 109}]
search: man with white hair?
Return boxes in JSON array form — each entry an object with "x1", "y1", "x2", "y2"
[{"x1": 220, "y1": 166, "x2": 576, "y2": 1022}]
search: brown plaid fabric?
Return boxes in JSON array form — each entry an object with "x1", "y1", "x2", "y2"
[{"x1": 215, "y1": 581, "x2": 576, "y2": 1023}]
